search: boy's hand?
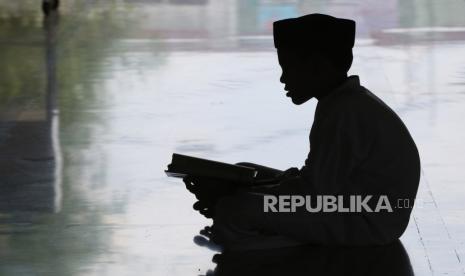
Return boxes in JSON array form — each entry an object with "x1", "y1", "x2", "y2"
[
  {"x1": 183, "y1": 175, "x2": 236, "y2": 218},
  {"x1": 276, "y1": 167, "x2": 300, "y2": 180}
]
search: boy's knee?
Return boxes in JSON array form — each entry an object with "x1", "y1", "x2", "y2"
[
  {"x1": 215, "y1": 193, "x2": 264, "y2": 225},
  {"x1": 215, "y1": 195, "x2": 242, "y2": 222},
  {"x1": 215, "y1": 196, "x2": 233, "y2": 213}
]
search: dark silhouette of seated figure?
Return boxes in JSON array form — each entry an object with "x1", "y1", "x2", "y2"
[{"x1": 185, "y1": 13, "x2": 420, "y2": 250}]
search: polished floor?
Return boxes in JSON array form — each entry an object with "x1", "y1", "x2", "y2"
[{"x1": 1, "y1": 0, "x2": 465, "y2": 275}]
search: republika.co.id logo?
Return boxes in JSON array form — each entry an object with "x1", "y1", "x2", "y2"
[{"x1": 263, "y1": 195, "x2": 417, "y2": 213}]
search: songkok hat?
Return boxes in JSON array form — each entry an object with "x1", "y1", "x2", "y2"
[{"x1": 273, "y1": 14, "x2": 355, "y2": 51}]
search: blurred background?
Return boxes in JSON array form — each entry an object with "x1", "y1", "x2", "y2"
[{"x1": 1, "y1": 0, "x2": 465, "y2": 275}]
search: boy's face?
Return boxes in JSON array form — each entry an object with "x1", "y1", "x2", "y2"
[{"x1": 277, "y1": 48, "x2": 324, "y2": 105}]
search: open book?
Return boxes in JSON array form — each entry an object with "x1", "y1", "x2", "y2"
[{"x1": 165, "y1": 153, "x2": 258, "y2": 184}]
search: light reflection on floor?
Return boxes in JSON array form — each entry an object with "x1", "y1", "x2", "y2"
[{"x1": 1, "y1": 0, "x2": 465, "y2": 275}]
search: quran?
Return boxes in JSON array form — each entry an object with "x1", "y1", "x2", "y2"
[{"x1": 165, "y1": 153, "x2": 258, "y2": 184}]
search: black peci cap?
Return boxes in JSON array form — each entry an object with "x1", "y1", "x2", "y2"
[{"x1": 273, "y1": 13, "x2": 356, "y2": 51}]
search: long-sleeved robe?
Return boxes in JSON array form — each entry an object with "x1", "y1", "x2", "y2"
[
  {"x1": 212, "y1": 75, "x2": 420, "y2": 248},
  {"x1": 274, "y1": 75, "x2": 421, "y2": 245}
]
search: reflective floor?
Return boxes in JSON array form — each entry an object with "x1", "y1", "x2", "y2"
[{"x1": 1, "y1": 0, "x2": 465, "y2": 275}]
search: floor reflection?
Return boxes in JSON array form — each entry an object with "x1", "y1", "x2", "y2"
[
  {"x1": 208, "y1": 240, "x2": 413, "y2": 276},
  {"x1": 0, "y1": 10, "x2": 61, "y2": 214}
]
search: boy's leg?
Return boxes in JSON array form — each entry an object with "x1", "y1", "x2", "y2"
[
  {"x1": 212, "y1": 192, "x2": 304, "y2": 251},
  {"x1": 210, "y1": 163, "x2": 304, "y2": 250},
  {"x1": 190, "y1": 162, "x2": 307, "y2": 250},
  {"x1": 213, "y1": 192, "x2": 393, "y2": 248}
]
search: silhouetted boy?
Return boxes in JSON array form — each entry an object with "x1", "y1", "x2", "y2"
[{"x1": 186, "y1": 14, "x2": 420, "y2": 250}]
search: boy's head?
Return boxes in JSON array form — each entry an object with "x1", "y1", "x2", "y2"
[{"x1": 274, "y1": 14, "x2": 356, "y2": 105}]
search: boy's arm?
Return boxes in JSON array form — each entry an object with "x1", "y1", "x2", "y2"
[{"x1": 246, "y1": 167, "x2": 303, "y2": 195}]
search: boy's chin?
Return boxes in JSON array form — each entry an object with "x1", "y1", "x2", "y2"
[{"x1": 290, "y1": 95, "x2": 312, "y2": 105}]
